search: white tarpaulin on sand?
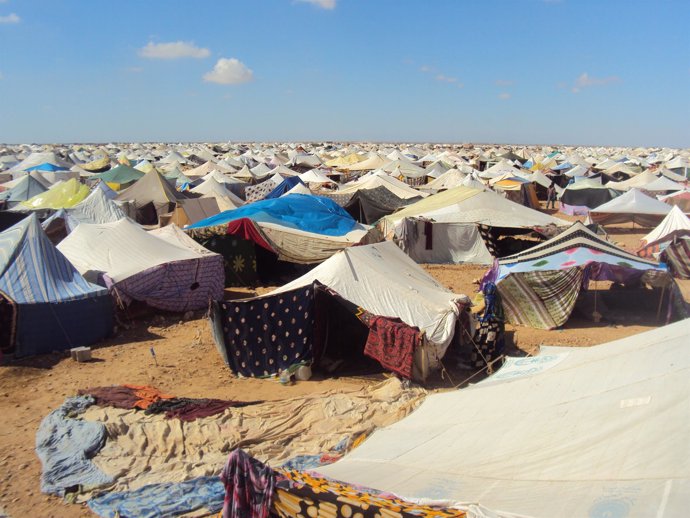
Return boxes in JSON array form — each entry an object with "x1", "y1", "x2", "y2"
[{"x1": 318, "y1": 319, "x2": 690, "y2": 518}]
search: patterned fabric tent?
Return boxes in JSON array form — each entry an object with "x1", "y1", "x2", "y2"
[
  {"x1": 0, "y1": 214, "x2": 113, "y2": 356},
  {"x1": 495, "y1": 222, "x2": 672, "y2": 329}
]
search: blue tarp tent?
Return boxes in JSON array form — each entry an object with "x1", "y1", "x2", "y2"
[
  {"x1": 187, "y1": 194, "x2": 358, "y2": 236},
  {"x1": 0, "y1": 214, "x2": 113, "y2": 356},
  {"x1": 264, "y1": 177, "x2": 305, "y2": 200}
]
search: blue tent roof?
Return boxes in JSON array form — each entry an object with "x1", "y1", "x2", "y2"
[
  {"x1": 264, "y1": 177, "x2": 305, "y2": 200},
  {"x1": 0, "y1": 214, "x2": 107, "y2": 304},
  {"x1": 186, "y1": 194, "x2": 358, "y2": 236},
  {"x1": 26, "y1": 162, "x2": 69, "y2": 172}
]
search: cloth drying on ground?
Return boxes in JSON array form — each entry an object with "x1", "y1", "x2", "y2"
[
  {"x1": 144, "y1": 397, "x2": 263, "y2": 422},
  {"x1": 221, "y1": 449, "x2": 276, "y2": 518},
  {"x1": 88, "y1": 475, "x2": 225, "y2": 518},
  {"x1": 35, "y1": 396, "x2": 112, "y2": 496},
  {"x1": 79, "y1": 378, "x2": 425, "y2": 493},
  {"x1": 274, "y1": 469, "x2": 467, "y2": 518},
  {"x1": 78, "y1": 384, "x2": 174, "y2": 410}
]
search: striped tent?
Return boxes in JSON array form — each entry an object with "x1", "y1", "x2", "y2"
[
  {"x1": 495, "y1": 222, "x2": 671, "y2": 329},
  {"x1": 0, "y1": 214, "x2": 113, "y2": 356}
]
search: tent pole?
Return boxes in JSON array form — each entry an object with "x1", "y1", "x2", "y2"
[{"x1": 656, "y1": 285, "x2": 666, "y2": 322}]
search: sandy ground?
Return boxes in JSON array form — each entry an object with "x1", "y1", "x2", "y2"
[{"x1": 0, "y1": 217, "x2": 687, "y2": 517}]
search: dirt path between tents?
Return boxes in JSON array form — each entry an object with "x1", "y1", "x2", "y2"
[{"x1": 0, "y1": 226, "x2": 687, "y2": 517}]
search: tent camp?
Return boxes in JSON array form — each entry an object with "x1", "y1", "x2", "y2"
[
  {"x1": 57, "y1": 218, "x2": 224, "y2": 312},
  {"x1": 317, "y1": 319, "x2": 690, "y2": 518},
  {"x1": 588, "y1": 188, "x2": 672, "y2": 227},
  {"x1": 0, "y1": 214, "x2": 113, "y2": 357},
  {"x1": 494, "y1": 222, "x2": 674, "y2": 329},
  {"x1": 209, "y1": 241, "x2": 471, "y2": 381}
]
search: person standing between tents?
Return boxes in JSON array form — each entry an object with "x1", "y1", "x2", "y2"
[
  {"x1": 546, "y1": 182, "x2": 557, "y2": 210},
  {"x1": 469, "y1": 282, "x2": 505, "y2": 371}
]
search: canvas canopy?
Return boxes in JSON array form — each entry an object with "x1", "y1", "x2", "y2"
[
  {"x1": 94, "y1": 164, "x2": 144, "y2": 190},
  {"x1": 57, "y1": 218, "x2": 223, "y2": 311},
  {"x1": 343, "y1": 185, "x2": 421, "y2": 224},
  {"x1": 318, "y1": 319, "x2": 690, "y2": 518},
  {"x1": 380, "y1": 185, "x2": 566, "y2": 237},
  {"x1": 116, "y1": 170, "x2": 185, "y2": 224},
  {"x1": 588, "y1": 188, "x2": 672, "y2": 226},
  {"x1": 495, "y1": 221, "x2": 670, "y2": 329},
  {"x1": 0, "y1": 214, "x2": 112, "y2": 356}
]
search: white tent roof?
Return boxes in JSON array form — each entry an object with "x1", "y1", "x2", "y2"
[
  {"x1": 319, "y1": 319, "x2": 690, "y2": 518},
  {"x1": 190, "y1": 177, "x2": 244, "y2": 209},
  {"x1": 299, "y1": 169, "x2": 336, "y2": 185},
  {"x1": 381, "y1": 186, "x2": 566, "y2": 235},
  {"x1": 149, "y1": 224, "x2": 216, "y2": 256},
  {"x1": 641, "y1": 205, "x2": 690, "y2": 245},
  {"x1": 419, "y1": 168, "x2": 466, "y2": 191},
  {"x1": 64, "y1": 188, "x2": 127, "y2": 231},
  {"x1": 590, "y1": 188, "x2": 672, "y2": 217},
  {"x1": 272, "y1": 241, "x2": 469, "y2": 370},
  {"x1": 57, "y1": 218, "x2": 208, "y2": 282}
]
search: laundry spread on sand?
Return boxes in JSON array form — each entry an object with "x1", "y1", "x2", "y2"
[
  {"x1": 88, "y1": 476, "x2": 225, "y2": 518},
  {"x1": 78, "y1": 384, "x2": 174, "y2": 410},
  {"x1": 79, "y1": 378, "x2": 424, "y2": 493},
  {"x1": 35, "y1": 396, "x2": 112, "y2": 496}
]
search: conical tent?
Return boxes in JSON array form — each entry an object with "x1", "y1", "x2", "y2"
[
  {"x1": 94, "y1": 164, "x2": 145, "y2": 190},
  {"x1": 116, "y1": 170, "x2": 184, "y2": 224},
  {"x1": 0, "y1": 214, "x2": 113, "y2": 356}
]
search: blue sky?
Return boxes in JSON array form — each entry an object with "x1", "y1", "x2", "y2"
[{"x1": 0, "y1": 0, "x2": 688, "y2": 147}]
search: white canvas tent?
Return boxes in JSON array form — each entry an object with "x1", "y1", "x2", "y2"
[
  {"x1": 270, "y1": 241, "x2": 471, "y2": 378},
  {"x1": 319, "y1": 319, "x2": 690, "y2": 518},
  {"x1": 588, "y1": 188, "x2": 672, "y2": 226}
]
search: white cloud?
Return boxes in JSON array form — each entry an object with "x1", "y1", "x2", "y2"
[
  {"x1": 436, "y1": 74, "x2": 458, "y2": 84},
  {"x1": 419, "y1": 65, "x2": 433, "y2": 73},
  {"x1": 296, "y1": 0, "x2": 336, "y2": 9},
  {"x1": 495, "y1": 79, "x2": 514, "y2": 87},
  {"x1": 125, "y1": 66, "x2": 143, "y2": 73},
  {"x1": 0, "y1": 13, "x2": 20, "y2": 24},
  {"x1": 203, "y1": 58, "x2": 254, "y2": 85},
  {"x1": 571, "y1": 72, "x2": 620, "y2": 93},
  {"x1": 498, "y1": 92, "x2": 512, "y2": 100},
  {"x1": 139, "y1": 41, "x2": 210, "y2": 59}
]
